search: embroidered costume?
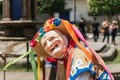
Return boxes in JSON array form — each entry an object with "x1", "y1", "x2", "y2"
[{"x1": 30, "y1": 18, "x2": 113, "y2": 80}]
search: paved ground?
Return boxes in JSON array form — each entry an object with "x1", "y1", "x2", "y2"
[
  {"x1": 86, "y1": 33, "x2": 120, "y2": 50},
  {"x1": 0, "y1": 71, "x2": 34, "y2": 80},
  {"x1": 0, "y1": 33, "x2": 120, "y2": 80}
]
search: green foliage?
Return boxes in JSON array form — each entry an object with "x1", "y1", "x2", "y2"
[
  {"x1": 87, "y1": 0, "x2": 120, "y2": 17},
  {"x1": 37, "y1": 0, "x2": 65, "y2": 16}
]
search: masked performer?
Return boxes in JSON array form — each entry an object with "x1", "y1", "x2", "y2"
[{"x1": 30, "y1": 18, "x2": 114, "y2": 80}]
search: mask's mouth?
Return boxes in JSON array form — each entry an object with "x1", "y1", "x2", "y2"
[
  {"x1": 50, "y1": 43, "x2": 63, "y2": 58},
  {"x1": 50, "y1": 44, "x2": 58, "y2": 52}
]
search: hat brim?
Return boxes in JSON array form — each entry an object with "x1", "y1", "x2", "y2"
[{"x1": 31, "y1": 41, "x2": 51, "y2": 58}]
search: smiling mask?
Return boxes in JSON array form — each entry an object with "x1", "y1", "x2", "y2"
[
  {"x1": 41, "y1": 30, "x2": 68, "y2": 58},
  {"x1": 30, "y1": 18, "x2": 73, "y2": 58}
]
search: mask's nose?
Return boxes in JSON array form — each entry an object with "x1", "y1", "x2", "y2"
[{"x1": 46, "y1": 40, "x2": 52, "y2": 47}]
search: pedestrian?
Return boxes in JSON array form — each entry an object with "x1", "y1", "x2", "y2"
[
  {"x1": 102, "y1": 18, "x2": 110, "y2": 43},
  {"x1": 78, "y1": 17, "x2": 87, "y2": 39},
  {"x1": 110, "y1": 20, "x2": 118, "y2": 45},
  {"x1": 30, "y1": 18, "x2": 114, "y2": 80},
  {"x1": 90, "y1": 17, "x2": 100, "y2": 42}
]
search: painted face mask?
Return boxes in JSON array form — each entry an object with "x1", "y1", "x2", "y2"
[
  {"x1": 30, "y1": 18, "x2": 72, "y2": 58},
  {"x1": 41, "y1": 30, "x2": 68, "y2": 58}
]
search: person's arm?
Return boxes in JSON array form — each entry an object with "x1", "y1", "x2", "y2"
[
  {"x1": 116, "y1": 25, "x2": 118, "y2": 29},
  {"x1": 71, "y1": 48, "x2": 95, "y2": 80},
  {"x1": 102, "y1": 21, "x2": 109, "y2": 28}
]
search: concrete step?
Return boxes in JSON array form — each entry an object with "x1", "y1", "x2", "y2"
[
  {"x1": 99, "y1": 45, "x2": 118, "y2": 61},
  {"x1": 87, "y1": 41, "x2": 118, "y2": 61}
]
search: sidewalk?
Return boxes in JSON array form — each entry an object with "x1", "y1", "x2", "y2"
[
  {"x1": 87, "y1": 33, "x2": 120, "y2": 50},
  {"x1": 107, "y1": 63, "x2": 120, "y2": 74},
  {"x1": 0, "y1": 71, "x2": 34, "y2": 80}
]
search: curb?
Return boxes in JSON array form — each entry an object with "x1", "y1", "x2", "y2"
[{"x1": 99, "y1": 45, "x2": 118, "y2": 61}]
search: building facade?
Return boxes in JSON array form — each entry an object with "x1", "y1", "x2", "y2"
[
  {"x1": 55, "y1": 0, "x2": 91, "y2": 23},
  {"x1": 0, "y1": 0, "x2": 40, "y2": 37},
  {"x1": 55, "y1": 0, "x2": 119, "y2": 24}
]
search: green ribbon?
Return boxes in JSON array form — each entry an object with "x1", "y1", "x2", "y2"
[
  {"x1": 29, "y1": 50, "x2": 38, "y2": 80},
  {"x1": 3, "y1": 50, "x2": 38, "y2": 80}
]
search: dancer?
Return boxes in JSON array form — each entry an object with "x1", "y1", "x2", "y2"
[{"x1": 30, "y1": 18, "x2": 114, "y2": 80}]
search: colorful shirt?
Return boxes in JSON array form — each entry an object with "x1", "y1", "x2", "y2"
[{"x1": 66, "y1": 40, "x2": 110, "y2": 80}]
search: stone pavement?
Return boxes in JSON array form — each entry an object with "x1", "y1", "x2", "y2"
[
  {"x1": 0, "y1": 71, "x2": 34, "y2": 80},
  {"x1": 0, "y1": 33, "x2": 120, "y2": 80},
  {"x1": 87, "y1": 33, "x2": 120, "y2": 50}
]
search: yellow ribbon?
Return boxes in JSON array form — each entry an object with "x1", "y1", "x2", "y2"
[{"x1": 37, "y1": 56, "x2": 40, "y2": 80}]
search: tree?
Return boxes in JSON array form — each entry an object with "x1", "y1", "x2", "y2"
[
  {"x1": 37, "y1": 0, "x2": 65, "y2": 17},
  {"x1": 87, "y1": 0, "x2": 120, "y2": 20}
]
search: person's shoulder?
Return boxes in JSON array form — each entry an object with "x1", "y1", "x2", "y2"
[
  {"x1": 72, "y1": 48, "x2": 89, "y2": 60},
  {"x1": 96, "y1": 22, "x2": 100, "y2": 26},
  {"x1": 91, "y1": 21, "x2": 99, "y2": 26}
]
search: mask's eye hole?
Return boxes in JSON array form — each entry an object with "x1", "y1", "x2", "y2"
[{"x1": 50, "y1": 37, "x2": 55, "y2": 41}]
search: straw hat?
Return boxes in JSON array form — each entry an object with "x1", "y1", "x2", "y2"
[{"x1": 30, "y1": 18, "x2": 73, "y2": 58}]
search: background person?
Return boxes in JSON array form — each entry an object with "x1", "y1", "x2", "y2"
[
  {"x1": 90, "y1": 17, "x2": 100, "y2": 42},
  {"x1": 102, "y1": 18, "x2": 110, "y2": 44},
  {"x1": 78, "y1": 17, "x2": 87, "y2": 39},
  {"x1": 110, "y1": 20, "x2": 118, "y2": 45}
]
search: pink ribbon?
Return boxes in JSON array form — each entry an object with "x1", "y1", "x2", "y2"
[{"x1": 72, "y1": 25, "x2": 114, "y2": 80}]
